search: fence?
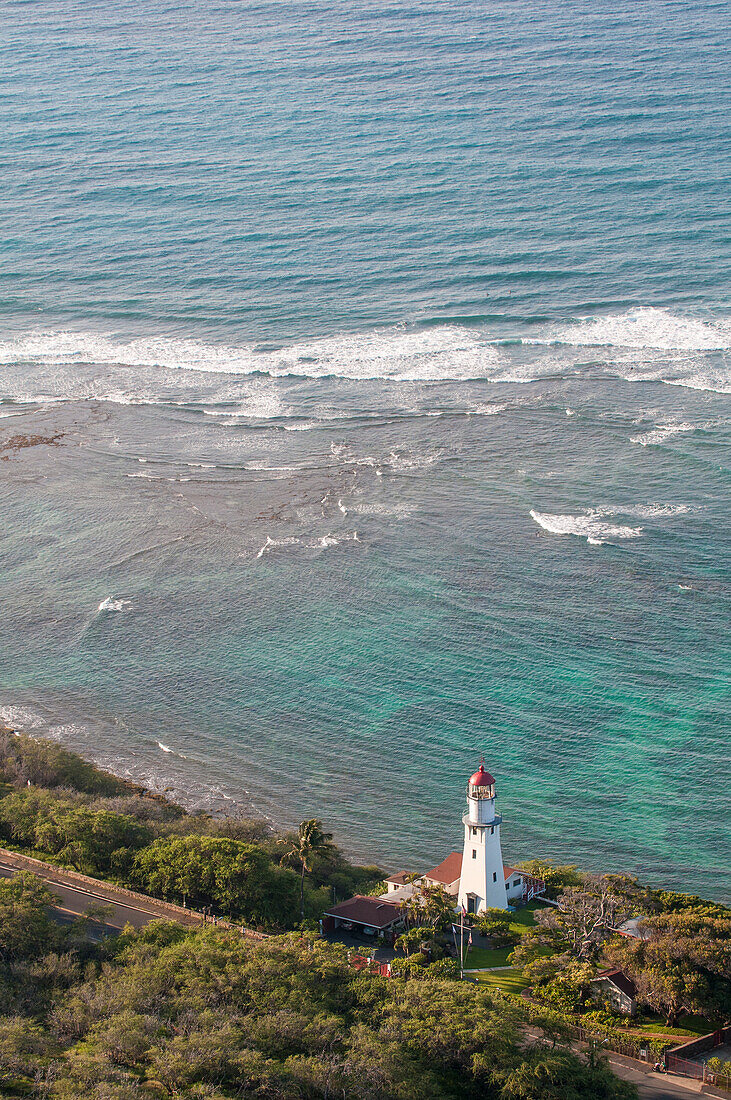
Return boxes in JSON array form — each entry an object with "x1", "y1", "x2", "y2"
[
  {"x1": 664, "y1": 1026, "x2": 731, "y2": 1089},
  {"x1": 520, "y1": 1001, "x2": 668, "y2": 1061},
  {"x1": 0, "y1": 846, "x2": 268, "y2": 940},
  {"x1": 664, "y1": 1054, "x2": 731, "y2": 1091}
]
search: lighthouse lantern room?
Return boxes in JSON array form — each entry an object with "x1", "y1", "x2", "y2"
[{"x1": 457, "y1": 763, "x2": 508, "y2": 914}]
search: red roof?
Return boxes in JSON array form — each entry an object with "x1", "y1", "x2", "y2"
[
  {"x1": 593, "y1": 969, "x2": 638, "y2": 999},
  {"x1": 324, "y1": 895, "x2": 402, "y2": 929},
  {"x1": 385, "y1": 871, "x2": 411, "y2": 886},
  {"x1": 424, "y1": 851, "x2": 462, "y2": 886},
  {"x1": 469, "y1": 764, "x2": 495, "y2": 786}
]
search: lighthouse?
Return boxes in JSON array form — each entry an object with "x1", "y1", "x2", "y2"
[{"x1": 457, "y1": 763, "x2": 508, "y2": 914}]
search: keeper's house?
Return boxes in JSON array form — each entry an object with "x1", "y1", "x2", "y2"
[
  {"x1": 322, "y1": 895, "x2": 404, "y2": 938},
  {"x1": 590, "y1": 969, "x2": 638, "y2": 1017}
]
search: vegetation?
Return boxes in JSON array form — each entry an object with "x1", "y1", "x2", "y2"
[
  {"x1": 0, "y1": 878, "x2": 637, "y2": 1099},
  {"x1": 606, "y1": 910, "x2": 731, "y2": 1027},
  {"x1": 0, "y1": 729, "x2": 381, "y2": 931},
  {"x1": 473, "y1": 969, "x2": 530, "y2": 995},
  {"x1": 515, "y1": 860, "x2": 583, "y2": 899},
  {"x1": 1, "y1": 728, "x2": 727, "y2": 1096},
  {"x1": 399, "y1": 882, "x2": 455, "y2": 930},
  {"x1": 282, "y1": 818, "x2": 335, "y2": 921},
  {"x1": 507, "y1": 873, "x2": 731, "y2": 1032},
  {"x1": 475, "y1": 908, "x2": 521, "y2": 947}
]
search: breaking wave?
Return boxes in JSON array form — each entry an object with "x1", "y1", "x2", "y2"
[
  {"x1": 547, "y1": 307, "x2": 731, "y2": 352},
  {"x1": 256, "y1": 532, "x2": 360, "y2": 558},
  {"x1": 630, "y1": 423, "x2": 696, "y2": 446},
  {"x1": 529, "y1": 500, "x2": 693, "y2": 543},
  {"x1": 97, "y1": 597, "x2": 132, "y2": 612},
  {"x1": 0, "y1": 326, "x2": 502, "y2": 383},
  {"x1": 530, "y1": 510, "x2": 643, "y2": 543},
  {"x1": 1, "y1": 309, "x2": 728, "y2": 403}
]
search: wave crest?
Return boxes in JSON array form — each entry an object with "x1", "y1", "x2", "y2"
[{"x1": 530, "y1": 509, "x2": 643, "y2": 543}]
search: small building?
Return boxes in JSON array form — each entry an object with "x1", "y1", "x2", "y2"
[
  {"x1": 322, "y1": 895, "x2": 404, "y2": 938},
  {"x1": 383, "y1": 871, "x2": 412, "y2": 895},
  {"x1": 614, "y1": 916, "x2": 652, "y2": 940},
  {"x1": 590, "y1": 969, "x2": 638, "y2": 1016},
  {"x1": 504, "y1": 865, "x2": 544, "y2": 904},
  {"x1": 423, "y1": 851, "x2": 462, "y2": 896}
]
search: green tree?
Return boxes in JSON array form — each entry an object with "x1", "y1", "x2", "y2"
[
  {"x1": 0, "y1": 1016, "x2": 58, "y2": 1086},
  {"x1": 515, "y1": 859, "x2": 584, "y2": 899},
  {"x1": 529, "y1": 875, "x2": 641, "y2": 962},
  {"x1": 132, "y1": 834, "x2": 275, "y2": 921},
  {"x1": 283, "y1": 819, "x2": 335, "y2": 922},
  {"x1": 0, "y1": 873, "x2": 58, "y2": 962},
  {"x1": 608, "y1": 910, "x2": 731, "y2": 1026},
  {"x1": 400, "y1": 882, "x2": 455, "y2": 931},
  {"x1": 477, "y1": 907, "x2": 520, "y2": 946},
  {"x1": 0, "y1": 790, "x2": 152, "y2": 874},
  {"x1": 531, "y1": 960, "x2": 596, "y2": 1014}
]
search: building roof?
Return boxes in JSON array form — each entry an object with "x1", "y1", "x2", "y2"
[
  {"x1": 378, "y1": 883, "x2": 416, "y2": 904},
  {"x1": 384, "y1": 871, "x2": 411, "y2": 886},
  {"x1": 469, "y1": 764, "x2": 495, "y2": 787},
  {"x1": 424, "y1": 851, "x2": 462, "y2": 885},
  {"x1": 593, "y1": 969, "x2": 638, "y2": 999},
  {"x1": 324, "y1": 895, "x2": 402, "y2": 929}
]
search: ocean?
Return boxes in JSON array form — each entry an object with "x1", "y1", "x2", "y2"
[{"x1": 0, "y1": 0, "x2": 729, "y2": 897}]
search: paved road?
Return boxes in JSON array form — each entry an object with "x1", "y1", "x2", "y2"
[
  {"x1": 606, "y1": 1056, "x2": 704, "y2": 1100},
  {"x1": 0, "y1": 854, "x2": 200, "y2": 933},
  {"x1": 1, "y1": 855, "x2": 722, "y2": 1099},
  {"x1": 526, "y1": 1028, "x2": 712, "y2": 1100}
]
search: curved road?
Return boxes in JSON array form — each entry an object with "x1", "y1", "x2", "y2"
[
  {"x1": 2, "y1": 851, "x2": 720, "y2": 1100},
  {"x1": 0, "y1": 851, "x2": 201, "y2": 933}
]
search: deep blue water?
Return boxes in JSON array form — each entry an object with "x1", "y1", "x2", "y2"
[{"x1": 0, "y1": 0, "x2": 729, "y2": 896}]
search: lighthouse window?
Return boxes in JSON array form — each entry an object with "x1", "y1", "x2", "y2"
[
  {"x1": 492, "y1": 872, "x2": 497, "y2": 882},
  {"x1": 472, "y1": 849, "x2": 477, "y2": 859},
  {"x1": 471, "y1": 827, "x2": 477, "y2": 836},
  {"x1": 490, "y1": 826, "x2": 494, "y2": 835}
]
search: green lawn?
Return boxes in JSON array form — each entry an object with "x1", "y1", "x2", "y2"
[
  {"x1": 508, "y1": 900, "x2": 545, "y2": 930},
  {"x1": 473, "y1": 968, "x2": 529, "y2": 994},
  {"x1": 632, "y1": 1015, "x2": 713, "y2": 1037},
  {"x1": 465, "y1": 901, "x2": 550, "y2": 971},
  {"x1": 465, "y1": 946, "x2": 514, "y2": 969}
]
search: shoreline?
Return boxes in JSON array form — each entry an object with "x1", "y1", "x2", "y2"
[{"x1": 2, "y1": 720, "x2": 729, "y2": 907}]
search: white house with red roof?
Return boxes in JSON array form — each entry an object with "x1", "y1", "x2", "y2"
[
  {"x1": 326, "y1": 761, "x2": 545, "y2": 935},
  {"x1": 381, "y1": 763, "x2": 545, "y2": 915}
]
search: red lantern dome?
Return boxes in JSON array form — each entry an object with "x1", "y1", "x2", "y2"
[{"x1": 469, "y1": 763, "x2": 495, "y2": 787}]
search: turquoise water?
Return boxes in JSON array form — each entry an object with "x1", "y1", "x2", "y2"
[{"x1": 0, "y1": 0, "x2": 729, "y2": 896}]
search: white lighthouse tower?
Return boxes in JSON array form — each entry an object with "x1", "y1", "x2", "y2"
[{"x1": 457, "y1": 762, "x2": 508, "y2": 914}]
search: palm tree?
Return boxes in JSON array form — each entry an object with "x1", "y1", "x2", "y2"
[{"x1": 284, "y1": 819, "x2": 334, "y2": 922}]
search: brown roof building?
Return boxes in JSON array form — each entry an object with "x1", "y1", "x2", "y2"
[
  {"x1": 322, "y1": 895, "x2": 404, "y2": 935},
  {"x1": 590, "y1": 969, "x2": 638, "y2": 1016},
  {"x1": 422, "y1": 851, "x2": 462, "y2": 895}
]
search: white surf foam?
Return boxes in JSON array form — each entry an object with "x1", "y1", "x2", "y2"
[
  {"x1": 318, "y1": 532, "x2": 359, "y2": 548},
  {"x1": 256, "y1": 536, "x2": 302, "y2": 559},
  {"x1": 530, "y1": 509, "x2": 643, "y2": 542},
  {"x1": 0, "y1": 326, "x2": 503, "y2": 384},
  {"x1": 257, "y1": 531, "x2": 360, "y2": 558},
  {"x1": 619, "y1": 503, "x2": 690, "y2": 519},
  {"x1": 0, "y1": 704, "x2": 46, "y2": 731},
  {"x1": 547, "y1": 308, "x2": 731, "y2": 352},
  {"x1": 630, "y1": 423, "x2": 696, "y2": 446},
  {"x1": 97, "y1": 597, "x2": 132, "y2": 612}
]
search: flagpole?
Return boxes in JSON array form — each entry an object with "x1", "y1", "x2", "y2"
[{"x1": 460, "y1": 905, "x2": 465, "y2": 980}]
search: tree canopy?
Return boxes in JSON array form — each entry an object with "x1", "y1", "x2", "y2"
[{"x1": 0, "y1": 896, "x2": 637, "y2": 1100}]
